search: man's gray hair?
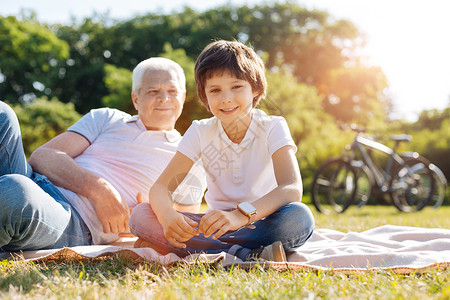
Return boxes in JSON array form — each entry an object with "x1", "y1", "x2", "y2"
[{"x1": 132, "y1": 57, "x2": 186, "y2": 93}]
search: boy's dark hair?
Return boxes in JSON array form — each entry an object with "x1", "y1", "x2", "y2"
[{"x1": 194, "y1": 40, "x2": 267, "y2": 112}]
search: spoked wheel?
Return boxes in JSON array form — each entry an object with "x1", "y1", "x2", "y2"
[
  {"x1": 401, "y1": 154, "x2": 447, "y2": 209},
  {"x1": 389, "y1": 159, "x2": 434, "y2": 212},
  {"x1": 311, "y1": 159, "x2": 357, "y2": 214},
  {"x1": 351, "y1": 161, "x2": 374, "y2": 208}
]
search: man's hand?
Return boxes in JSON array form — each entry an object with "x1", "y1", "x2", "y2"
[
  {"x1": 90, "y1": 178, "x2": 130, "y2": 234},
  {"x1": 159, "y1": 208, "x2": 199, "y2": 248},
  {"x1": 198, "y1": 209, "x2": 248, "y2": 240}
]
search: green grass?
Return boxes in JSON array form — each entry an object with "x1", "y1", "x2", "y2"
[{"x1": 1, "y1": 206, "x2": 449, "y2": 299}]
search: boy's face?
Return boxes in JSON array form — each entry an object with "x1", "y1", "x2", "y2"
[
  {"x1": 204, "y1": 71, "x2": 257, "y2": 126},
  {"x1": 132, "y1": 69, "x2": 185, "y2": 131}
]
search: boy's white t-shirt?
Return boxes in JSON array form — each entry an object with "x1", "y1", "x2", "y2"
[
  {"x1": 177, "y1": 109, "x2": 297, "y2": 211},
  {"x1": 56, "y1": 108, "x2": 206, "y2": 245}
]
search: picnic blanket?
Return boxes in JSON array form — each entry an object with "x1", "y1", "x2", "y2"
[{"x1": 2, "y1": 225, "x2": 449, "y2": 274}]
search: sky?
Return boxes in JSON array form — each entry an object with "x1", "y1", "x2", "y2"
[{"x1": 2, "y1": 0, "x2": 450, "y2": 121}]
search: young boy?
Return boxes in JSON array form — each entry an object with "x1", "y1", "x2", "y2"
[{"x1": 129, "y1": 40, "x2": 314, "y2": 262}]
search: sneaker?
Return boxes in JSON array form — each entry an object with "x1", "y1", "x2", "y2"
[
  {"x1": 245, "y1": 241, "x2": 287, "y2": 262},
  {"x1": 134, "y1": 238, "x2": 169, "y2": 255}
]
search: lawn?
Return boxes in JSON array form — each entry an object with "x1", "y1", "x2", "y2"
[{"x1": 1, "y1": 205, "x2": 449, "y2": 299}]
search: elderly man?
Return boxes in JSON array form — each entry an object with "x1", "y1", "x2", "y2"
[{"x1": 0, "y1": 57, "x2": 205, "y2": 251}]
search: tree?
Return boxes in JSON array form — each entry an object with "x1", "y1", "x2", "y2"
[
  {"x1": 52, "y1": 17, "x2": 111, "y2": 112},
  {"x1": 0, "y1": 16, "x2": 69, "y2": 104},
  {"x1": 320, "y1": 63, "x2": 389, "y2": 125}
]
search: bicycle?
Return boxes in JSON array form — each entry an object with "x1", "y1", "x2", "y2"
[{"x1": 311, "y1": 125, "x2": 435, "y2": 214}]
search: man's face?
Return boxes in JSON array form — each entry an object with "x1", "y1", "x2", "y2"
[{"x1": 132, "y1": 69, "x2": 185, "y2": 131}]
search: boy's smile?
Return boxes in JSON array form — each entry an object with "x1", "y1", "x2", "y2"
[
  {"x1": 220, "y1": 106, "x2": 238, "y2": 113},
  {"x1": 205, "y1": 72, "x2": 257, "y2": 142}
]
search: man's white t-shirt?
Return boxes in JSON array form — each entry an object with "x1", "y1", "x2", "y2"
[
  {"x1": 177, "y1": 109, "x2": 297, "y2": 211},
  {"x1": 57, "y1": 108, "x2": 206, "y2": 245}
]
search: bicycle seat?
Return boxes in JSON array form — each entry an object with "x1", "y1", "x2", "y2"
[{"x1": 389, "y1": 134, "x2": 412, "y2": 142}]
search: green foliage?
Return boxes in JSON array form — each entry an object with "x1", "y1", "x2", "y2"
[
  {"x1": 0, "y1": 16, "x2": 69, "y2": 104},
  {"x1": 102, "y1": 64, "x2": 133, "y2": 113},
  {"x1": 12, "y1": 98, "x2": 81, "y2": 156},
  {"x1": 51, "y1": 17, "x2": 111, "y2": 112},
  {"x1": 409, "y1": 119, "x2": 450, "y2": 172},
  {"x1": 414, "y1": 107, "x2": 450, "y2": 131},
  {"x1": 322, "y1": 63, "x2": 389, "y2": 126}
]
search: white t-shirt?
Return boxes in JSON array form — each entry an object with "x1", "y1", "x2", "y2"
[
  {"x1": 178, "y1": 109, "x2": 297, "y2": 211},
  {"x1": 57, "y1": 108, "x2": 206, "y2": 244}
]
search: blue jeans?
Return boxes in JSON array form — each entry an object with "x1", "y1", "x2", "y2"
[
  {"x1": 129, "y1": 202, "x2": 314, "y2": 261},
  {"x1": 0, "y1": 101, "x2": 92, "y2": 251}
]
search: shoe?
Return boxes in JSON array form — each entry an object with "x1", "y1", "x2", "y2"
[
  {"x1": 134, "y1": 238, "x2": 152, "y2": 248},
  {"x1": 245, "y1": 241, "x2": 286, "y2": 262},
  {"x1": 134, "y1": 238, "x2": 169, "y2": 255}
]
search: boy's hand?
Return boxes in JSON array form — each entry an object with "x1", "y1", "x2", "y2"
[
  {"x1": 198, "y1": 209, "x2": 249, "y2": 240},
  {"x1": 160, "y1": 209, "x2": 199, "y2": 248}
]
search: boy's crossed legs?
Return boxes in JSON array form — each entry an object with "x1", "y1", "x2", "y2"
[{"x1": 129, "y1": 202, "x2": 314, "y2": 261}]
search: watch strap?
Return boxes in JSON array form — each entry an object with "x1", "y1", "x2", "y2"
[{"x1": 246, "y1": 211, "x2": 257, "y2": 226}]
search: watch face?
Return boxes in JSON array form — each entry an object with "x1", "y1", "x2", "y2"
[{"x1": 239, "y1": 202, "x2": 256, "y2": 214}]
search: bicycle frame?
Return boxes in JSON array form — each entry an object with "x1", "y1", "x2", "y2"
[{"x1": 344, "y1": 134, "x2": 408, "y2": 192}]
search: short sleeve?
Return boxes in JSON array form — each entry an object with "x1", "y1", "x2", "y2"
[
  {"x1": 177, "y1": 121, "x2": 202, "y2": 162},
  {"x1": 67, "y1": 108, "x2": 111, "y2": 144},
  {"x1": 267, "y1": 117, "x2": 297, "y2": 156}
]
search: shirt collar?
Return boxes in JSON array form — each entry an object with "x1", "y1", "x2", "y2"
[{"x1": 126, "y1": 115, "x2": 181, "y2": 143}]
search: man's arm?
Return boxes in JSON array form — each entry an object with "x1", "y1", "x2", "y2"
[{"x1": 28, "y1": 131, "x2": 130, "y2": 234}]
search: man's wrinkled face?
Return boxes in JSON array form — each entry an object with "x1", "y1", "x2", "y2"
[{"x1": 132, "y1": 69, "x2": 185, "y2": 131}]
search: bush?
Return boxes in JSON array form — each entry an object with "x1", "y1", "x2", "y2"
[{"x1": 12, "y1": 97, "x2": 81, "y2": 157}]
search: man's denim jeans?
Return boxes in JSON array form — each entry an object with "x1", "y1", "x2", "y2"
[
  {"x1": 0, "y1": 101, "x2": 92, "y2": 251},
  {"x1": 130, "y1": 202, "x2": 315, "y2": 261}
]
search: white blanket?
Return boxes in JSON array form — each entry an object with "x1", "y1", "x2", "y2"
[{"x1": 2, "y1": 225, "x2": 449, "y2": 273}]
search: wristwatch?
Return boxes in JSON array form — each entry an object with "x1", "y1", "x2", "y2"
[{"x1": 237, "y1": 202, "x2": 257, "y2": 226}]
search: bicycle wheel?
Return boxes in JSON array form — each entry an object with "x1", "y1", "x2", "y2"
[
  {"x1": 350, "y1": 161, "x2": 374, "y2": 208},
  {"x1": 428, "y1": 164, "x2": 447, "y2": 209},
  {"x1": 389, "y1": 159, "x2": 434, "y2": 212},
  {"x1": 402, "y1": 154, "x2": 447, "y2": 209},
  {"x1": 311, "y1": 159, "x2": 357, "y2": 214}
]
